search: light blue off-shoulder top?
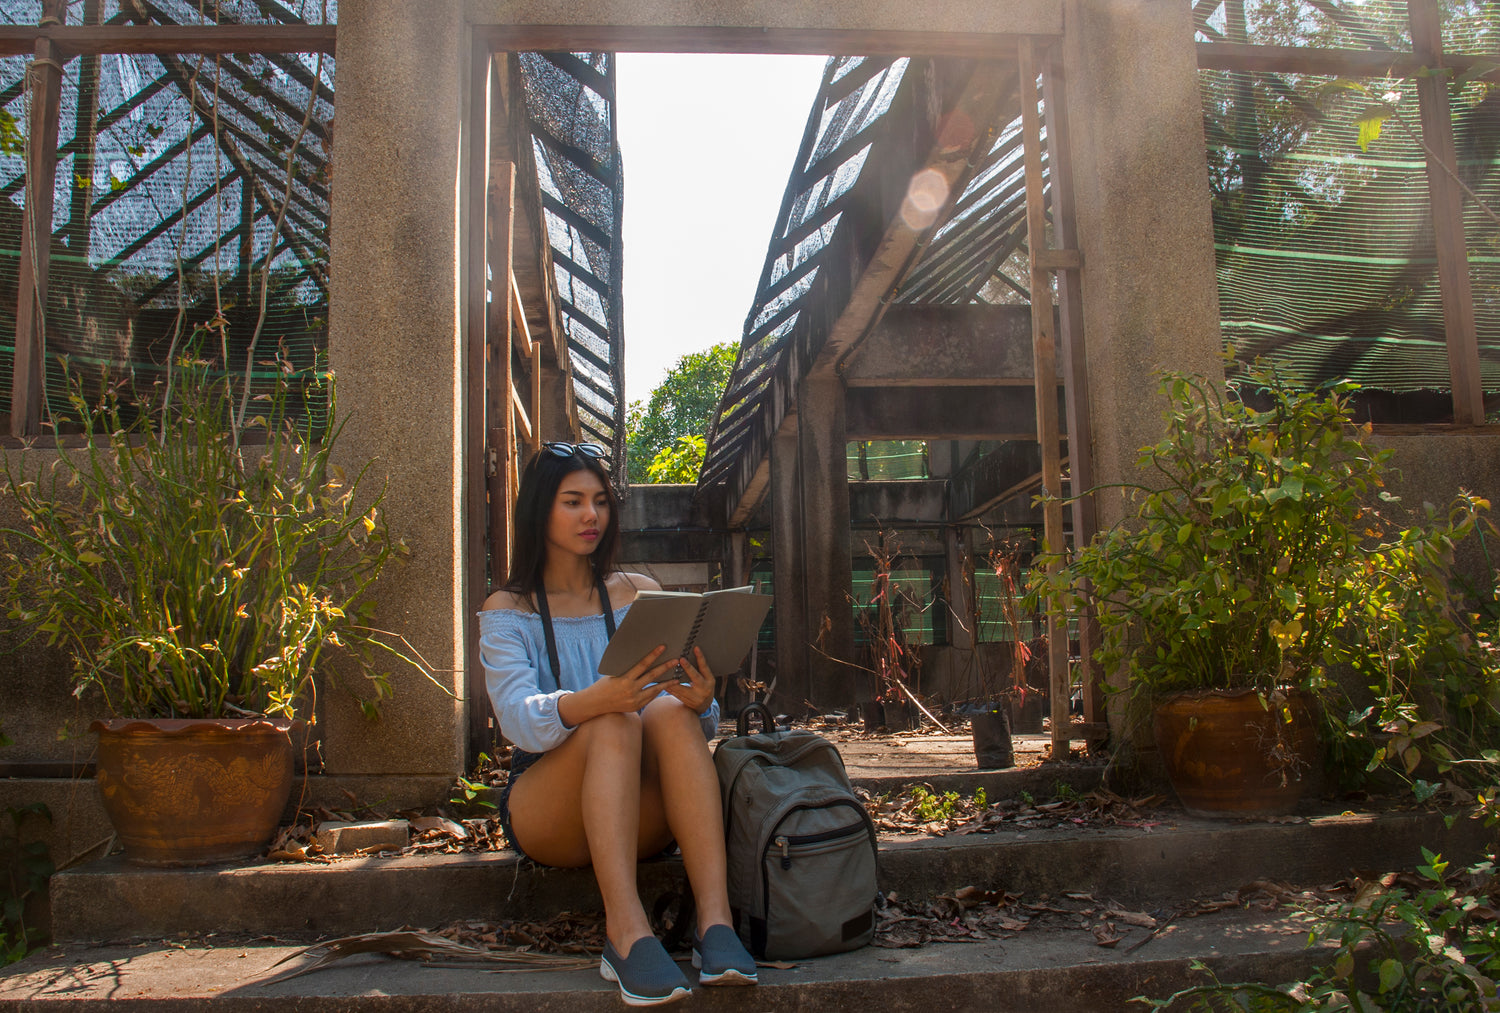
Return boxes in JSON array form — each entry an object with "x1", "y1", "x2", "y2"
[{"x1": 478, "y1": 604, "x2": 720, "y2": 754}]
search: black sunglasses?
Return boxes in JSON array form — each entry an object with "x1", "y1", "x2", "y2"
[{"x1": 542, "y1": 441, "x2": 606, "y2": 460}]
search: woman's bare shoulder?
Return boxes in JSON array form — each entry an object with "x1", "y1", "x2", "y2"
[
  {"x1": 481, "y1": 588, "x2": 531, "y2": 612},
  {"x1": 608, "y1": 571, "x2": 660, "y2": 604}
]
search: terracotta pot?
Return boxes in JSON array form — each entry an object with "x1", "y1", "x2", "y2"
[
  {"x1": 90, "y1": 718, "x2": 295, "y2": 866},
  {"x1": 1151, "y1": 689, "x2": 1321, "y2": 818}
]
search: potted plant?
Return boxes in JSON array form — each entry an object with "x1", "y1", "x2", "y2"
[
  {"x1": 1031, "y1": 359, "x2": 1477, "y2": 816},
  {"x1": 1, "y1": 344, "x2": 419, "y2": 865}
]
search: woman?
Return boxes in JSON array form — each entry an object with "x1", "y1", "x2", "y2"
[{"x1": 479, "y1": 441, "x2": 757, "y2": 1007}]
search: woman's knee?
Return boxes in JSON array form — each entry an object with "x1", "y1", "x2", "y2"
[
  {"x1": 641, "y1": 695, "x2": 699, "y2": 735},
  {"x1": 573, "y1": 709, "x2": 643, "y2": 753}
]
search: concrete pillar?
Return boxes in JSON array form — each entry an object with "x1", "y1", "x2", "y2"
[
  {"x1": 797, "y1": 376, "x2": 857, "y2": 712},
  {"x1": 1060, "y1": 0, "x2": 1224, "y2": 741},
  {"x1": 725, "y1": 529, "x2": 750, "y2": 590},
  {"x1": 1061, "y1": 0, "x2": 1224, "y2": 530},
  {"x1": 944, "y1": 525, "x2": 975, "y2": 653},
  {"x1": 322, "y1": 1, "x2": 468, "y2": 780},
  {"x1": 770, "y1": 429, "x2": 808, "y2": 712}
]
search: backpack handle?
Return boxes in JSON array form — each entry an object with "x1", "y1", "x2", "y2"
[{"x1": 736, "y1": 702, "x2": 777, "y2": 738}]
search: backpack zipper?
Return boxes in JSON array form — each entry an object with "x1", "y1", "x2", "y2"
[{"x1": 773, "y1": 820, "x2": 868, "y2": 870}]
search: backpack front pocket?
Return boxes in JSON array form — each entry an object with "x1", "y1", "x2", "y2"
[{"x1": 754, "y1": 802, "x2": 876, "y2": 959}]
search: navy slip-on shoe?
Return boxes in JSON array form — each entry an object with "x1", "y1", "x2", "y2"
[
  {"x1": 691, "y1": 924, "x2": 758, "y2": 986},
  {"x1": 599, "y1": 936, "x2": 692, "y2": 1007}
]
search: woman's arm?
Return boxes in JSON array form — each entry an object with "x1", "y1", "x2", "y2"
[{"x1": 479, "y1": 610, "x2": 578, "y2": 754}]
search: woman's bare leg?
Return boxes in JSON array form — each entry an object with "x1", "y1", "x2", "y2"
[
  {"x1": 507, "y1": 712, "x2": 669, "y2": 951},
  {"x1": 640, "y1": 696, "x2": 733, "y2": 934}
]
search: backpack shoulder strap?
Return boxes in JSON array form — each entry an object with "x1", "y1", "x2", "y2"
[
  {"x1": 537, "y1": 577, "x2": 618, "y2": 686},
  {"x1": 535, "y1": 578, "x2": 562, "y2": 687}
]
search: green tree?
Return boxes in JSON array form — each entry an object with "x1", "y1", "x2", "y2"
[
  {"x1": 646, "y1": 435, "x2": 707, "y2": 483},
  {"x1": 626, "y1": 341, "x2": 737, "y2": 483}
]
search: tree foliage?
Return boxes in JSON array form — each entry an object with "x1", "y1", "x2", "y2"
[
  {"x1": 646, "y1": 435, "x2": 707, "y2": 483},
  {"x1": 626, "y1": 342, "x2": 737, "y2": 484}
]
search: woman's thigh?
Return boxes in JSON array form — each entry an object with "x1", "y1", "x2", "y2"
[{"x1": 507, "y1": 714, "x2": 673, "y2": 867}]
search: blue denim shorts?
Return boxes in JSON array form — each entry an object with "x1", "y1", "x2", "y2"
[{"x1": 497, "y1": 747, "x2": 544, "y2": 863}]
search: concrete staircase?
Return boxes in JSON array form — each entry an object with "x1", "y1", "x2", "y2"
[{"x1": 0, "y1": 763, "x2": 1489, "y2": 1011}]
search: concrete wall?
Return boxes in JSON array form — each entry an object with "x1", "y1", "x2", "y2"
[{"x1": 1373, "y1": 433, "x2": 1500, "y2": 589}]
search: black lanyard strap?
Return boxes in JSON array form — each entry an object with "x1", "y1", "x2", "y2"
[{"x1": 536, "y1": 576, "x2": 617, "y2": 686}]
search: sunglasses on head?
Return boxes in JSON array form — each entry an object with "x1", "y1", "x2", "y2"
[{"x1": 542, "y1": 441, "x2": 606, "y2": 460}]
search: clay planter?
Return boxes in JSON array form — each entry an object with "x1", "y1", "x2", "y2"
[
  {"x1": 90, "y1": 718, "x2": 295, "y2": 866},
  {"x1": 1151, "y1": 689, "x2": 1321, "y2": 818}
]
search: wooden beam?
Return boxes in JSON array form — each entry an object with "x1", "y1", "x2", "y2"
[
  {"x1": 510, "y1": 382, "x2": 533, "y2": 445},
  {"x1": 0, "y1": 24, "x2": 335, "y2": 57},
  {"x1": 488, "y1": 161, "x2": 518, "y2": 583},
  {"x1": 508, "y1": 271, "x2": 534, "y2": 359},
  {"x1": 1043, "y1": 44, "x2": 1102, "y2": 724},
  {"x1": 480, "y1": 25, "x2": 1055, "y2": 58},
  {"x1": 509, "y1": 270, "x2": 543, "y2": 454},
  {"x1": 465, "y1": 44, "x2": 494, "y2": 757},
  {"x1": 1031, "y1": 247, "x2": 1081, "y2": 270},
  {"x1": 1019, "y1": 38, "x2": 1071, "y2": 761},
  {"x1": 1410, "y1": 0, "x2": 1484, "y2": 426},
  {"x1": 11, "y1": 0, "x2": 66, "y2": 438},
  {"x1": 1197, "y1": 41, "x2": 1500, "y2": 83}
]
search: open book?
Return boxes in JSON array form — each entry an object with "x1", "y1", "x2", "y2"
[{"x1": 597, "y1": 585, "x2": 773, "y2": 679}]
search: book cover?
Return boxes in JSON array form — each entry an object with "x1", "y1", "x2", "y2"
[{"x1": 597, "y1": 585, "x2": 772, "y2": 679}]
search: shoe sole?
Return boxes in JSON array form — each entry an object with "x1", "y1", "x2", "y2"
[
  {"x1": 691, "y1": 950, "x2": 759, "y2": 986},
  {"x1": 600, "y1": 957, "x2": 692, "y2": 1007}
]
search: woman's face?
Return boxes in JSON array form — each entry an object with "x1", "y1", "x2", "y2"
[{"x1": 546, "y1": 467, "x2": 610, "y2": 561}]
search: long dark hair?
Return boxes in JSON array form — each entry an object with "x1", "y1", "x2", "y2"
[{"x1": 503, "y1": 447, "x2": 621, "y2": 608}]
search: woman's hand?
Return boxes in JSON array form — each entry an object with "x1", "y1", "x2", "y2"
[
  {"x1": 559, "y1": 645, "x2": 681, "y2": 726},
  {"x1": 664, "y1": 646, "x2": 715, "y2": 715}
]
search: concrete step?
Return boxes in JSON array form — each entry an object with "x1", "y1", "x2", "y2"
[
  {"x1": 6, "y1": 794, "x2": 1485, "y2": 1010},
  {"x1": 46, "y1": 803, "x2": 1487, "y2": 944},
  {"x1": 0, "y1": 906, "x2": 1333, "y2": 1012}
]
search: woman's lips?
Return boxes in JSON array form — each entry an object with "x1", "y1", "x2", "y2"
[{"x1": 580, "y1": 529, "x2": 599, "y2": 541}]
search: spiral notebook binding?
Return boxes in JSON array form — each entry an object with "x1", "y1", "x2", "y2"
[{"x1": 684, "y1": 599, "x2": 711, "y2": 653}]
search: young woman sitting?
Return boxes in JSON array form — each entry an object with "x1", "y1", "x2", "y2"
[{"x1": 478, "y1": 441, "x2": 757, "y2": 1006}]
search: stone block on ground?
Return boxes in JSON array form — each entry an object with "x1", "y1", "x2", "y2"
[{"x1": 313, "y1": 819, "x2": 410, "y2": 855}]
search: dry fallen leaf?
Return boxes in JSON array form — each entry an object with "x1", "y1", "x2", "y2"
[
  {"x1": 1091, "y1": 922, "x2": 1126, "y2": 948},
  {"x1": 410, "y1": 816, "x2": 469, "y2": 838},
  {"x1": 1104, "y1": 908, "x2": 1157, "y2": 930},
  {"x1": 266, "y1": 843, "x2": 330, "y2": 864}
]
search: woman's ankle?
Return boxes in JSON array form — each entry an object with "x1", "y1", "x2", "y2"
[{"x1": 606, "y1": 917, "x2": 655, "y2": 953}]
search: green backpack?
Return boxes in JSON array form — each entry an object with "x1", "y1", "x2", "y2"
[{"x1": 713, "y1": 704, "x2": 879, "y2": 959}]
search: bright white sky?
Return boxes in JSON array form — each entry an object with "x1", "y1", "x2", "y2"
[{"x1": 615, "y1": 53, "x2": 828, "y2": 407}]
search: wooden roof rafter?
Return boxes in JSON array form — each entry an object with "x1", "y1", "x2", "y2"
[{"x1": 707, "y1": 55, "x2": 1027, "y2": 525}]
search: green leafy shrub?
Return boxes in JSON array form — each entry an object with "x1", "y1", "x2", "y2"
[
  {"x1": 1032, "y1": 361, "x2": 1479, "y2": 704},
  {"x1": 0, "y1": 351, "x2": 419, "y2": 719},
  {"x1": 1136, "y1": 850, "x2": 1500, "y2": 1012}
]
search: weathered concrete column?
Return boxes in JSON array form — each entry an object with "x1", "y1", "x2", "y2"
[
  {"x1": 322, "y1": 1, "x2": 468, "y2": 785},
  {"x1": 1061, "y1": 0, "x2": 1223, "y2": 529},
  {"x1": 770, "y1": 429, "x2": 808, "y2": 712},
  {"x1": 1060, "y1": 0, "x2": 1223, "y2": 743},
  {"x1": 725, "y1": 530, "x2": 749, "y2": 590},
  {"x1": 797, "y1": 376, "x2": 857, "y2": 713},
  {"x1": 944, "y1": 526, "x2": 975, "y2": 653}
]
